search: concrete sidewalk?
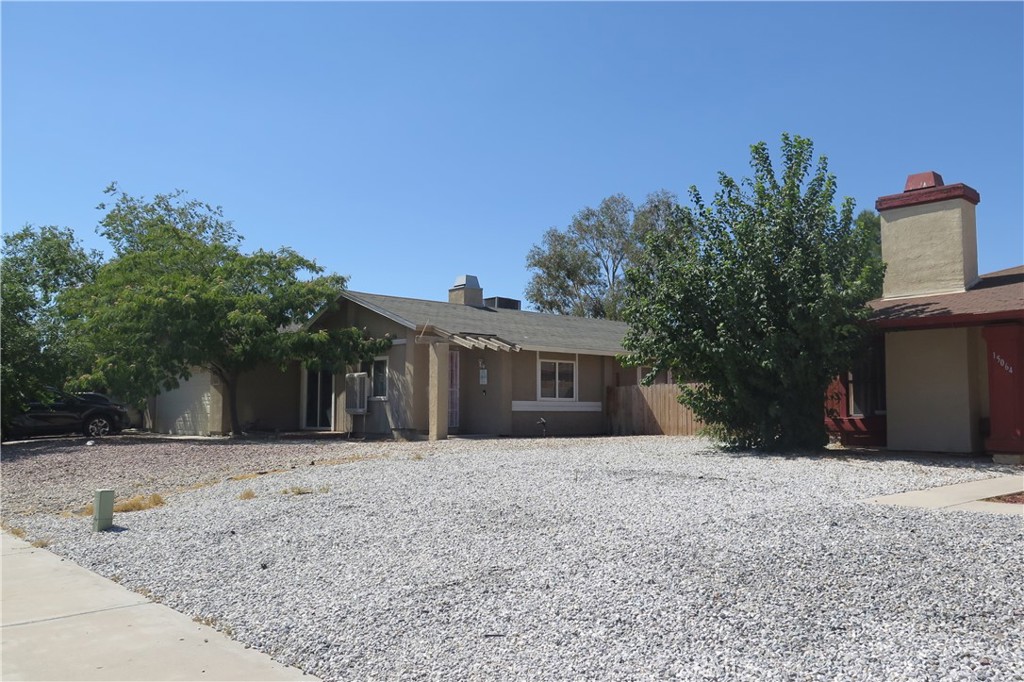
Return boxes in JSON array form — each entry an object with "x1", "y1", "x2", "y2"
[
  {"x1": 862, "y1": 473, "x2": 1024, "y2": 515},
  {"x1": 1, "y1": 533, "x2": 315, "y2": 682}
]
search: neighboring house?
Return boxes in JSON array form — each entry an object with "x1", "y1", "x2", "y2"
[
  {"x1": 827, "y1": 172, "x2": 1023, "y2": 464},
  {"x1": 152, "y1": 275, "x2": 642, "y2": 439}
]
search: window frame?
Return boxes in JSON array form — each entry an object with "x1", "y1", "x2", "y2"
[
  {"x1": 370, "y1": 356, "x2": 388, "y2": 401},
  {"x1": 537, "y1": 357, "x2": 577, "y2": 401}
]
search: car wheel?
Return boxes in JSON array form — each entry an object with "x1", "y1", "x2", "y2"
[{"x1": 84, "y1": 415, "x2": 113, "y2": 437}]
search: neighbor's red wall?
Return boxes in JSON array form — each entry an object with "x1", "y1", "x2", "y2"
[
  {"x1": 982, "y1": 323, "x2": 1024, "y2": 454},
  {"x1": 824, "y1": 376, "x2": 887, "y2": 447}
]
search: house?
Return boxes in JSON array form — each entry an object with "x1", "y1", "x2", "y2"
[
  {"x1": 827, "y1": 172, "x2": 1024, "y2": 464},
  {"x1": 151, "y1": 276, "x2": 641, "y2": 439}
]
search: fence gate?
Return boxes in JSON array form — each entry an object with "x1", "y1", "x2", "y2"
[{"x1": 607, "y1": 383, "x2": 703, "y2": 436}]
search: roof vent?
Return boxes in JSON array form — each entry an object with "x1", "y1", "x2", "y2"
[{"x1": 484, "y1": 296, "x2": 521, "y2": 310}]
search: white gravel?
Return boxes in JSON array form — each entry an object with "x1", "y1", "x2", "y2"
[{"x1": 3, "y1": 435, "x2": 1023, "y2": 681}]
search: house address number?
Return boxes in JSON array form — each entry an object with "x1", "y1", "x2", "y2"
[{"x1": 992, "y1": 352, "x2": 1015, "y2": 375}]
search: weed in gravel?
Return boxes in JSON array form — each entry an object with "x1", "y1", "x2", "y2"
[
  {"x1": 194, "y1": 614, "x2": 235, "y2": 636},
  {"x1": 229, "y1": 469, "x2": 288, "y2": 481},
  {"x1": 239, "y1": 488, "x2": 257, "y2": 500},
  {"x1": 30, "y1": 538, "x2": 51, "y2": 548},
  {"x1": 317, "y1": 453, "x2": 384, "y2": 467},
  {"x1": 411, "y1": 452, "x2": 425, "y2": 461},
  {"x1": 282, "y1": 486, "x2": 313, "y2": 496},
  {"x1": 114, "y1": 493, "x2": 166, "y2": 512},
  {"x1": 2, "y1": 524, "x2": 27, "y2": 539},
  {"x1": 74, "y1": 492, "x2": 165, "y2": 516}
]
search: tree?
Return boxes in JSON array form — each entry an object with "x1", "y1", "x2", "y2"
[
  {"x1": 621, "y1": 134, "x2": 884, "y2": 450},
  {"x1": 525, "y1": 190, "x2": 678, "y2": 320},
  {"x1": 65, "y1": 186, "x2": 389, "y2": 435},
  {"x1": 1, "y1": 226, "x2": 101, "y2": 430},
  {"x1": 854, "y1": 208, "x2": 883, "y2": 271}
]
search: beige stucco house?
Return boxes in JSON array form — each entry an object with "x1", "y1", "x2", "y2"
[
  {"x1": 152, "y1": 276, "x2": 639, "y2": 439},
  {"x1": 828, "y1": 172, "x2": 1024, "y2": 463}
]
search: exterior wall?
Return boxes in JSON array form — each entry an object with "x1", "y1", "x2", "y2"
[
  {"x1": 233, "y1": 362, "x2": 302, "y2": 432},
  {"x1": 506, "y1": 350, "x2": 611, "y2": 437},
  {"x1": 511, "y1": 411, "x2": 605, "y2": 437},
  {"x1": 334, "y1": 341, "x2": 414, "y2": 437},
  {"x1": 456, "y1": 348, "x2": 513, "y2": 435},
  {"x1": 153, "y1": 370, "x2": 224, "y2": 436},
  {"x1": 880, "y1": 198, "x2": 979, "y2": 298},
  {"x1": 366, "y1": 342, "x2": 410, "y2": 436},
  {"x1": 317, "y1": 301, "x2": 415, "y2": 437},
  {"x1": 885, "y1": 328, "x2": 982, "y2": 453}
]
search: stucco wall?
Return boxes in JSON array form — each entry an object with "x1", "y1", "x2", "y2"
[
  {"x1": 153, "y1": 370, "x2": 223, "y2": 436},
  {"x1": 363, "y1": 342, "x2": 409, "y2": 435},
  {"x1": 233, "y1": 363, "x2": 302, "y2": 432},
  {"x1": 885, "y1": 328, "x2": 982, "y2": 453},
  {"x1": 880, "y1": 198, "x2": 978, "y2": 298}
]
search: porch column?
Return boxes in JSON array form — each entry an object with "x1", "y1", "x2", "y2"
[
  {"x1": 982, "y1": 323, "x2": 1024, "y2": 463},
  {"x1": 428, "y1": 341, "x2": 450, "y2": 441}
]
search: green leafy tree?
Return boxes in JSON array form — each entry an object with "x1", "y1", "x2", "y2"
[
  {"x1": 622, "y1": 134, "x2": 884, "y2": 450},
  {"x1": 854, "y1": 208, "x2": 883, "y2": 270},
  {"x1": 66, "y1": 186, "x2": 389, "y2": 435},
  {"x1": 525, "y1": 190, "x2": 678, "y2": 320},
  {"x1": 1, "y1": 226, "x2": 101, "y2": 430}
]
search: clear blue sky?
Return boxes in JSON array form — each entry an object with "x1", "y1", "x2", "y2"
[{"x1": 4, "y1": 2, "x2": 1022, "y2": 305}]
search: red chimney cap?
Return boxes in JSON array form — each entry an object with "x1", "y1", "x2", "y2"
[{"x1": 904, "y1": 171, "x2": 944, "y2": 191}]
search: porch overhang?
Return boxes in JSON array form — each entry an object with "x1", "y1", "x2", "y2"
[{"x1": 415, "y1": 325, "x2": 521, "y2": 353}]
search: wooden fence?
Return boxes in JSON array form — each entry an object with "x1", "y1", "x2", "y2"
[{"x1": 607, "y1": 383, "x2": 703, "y2": 436}]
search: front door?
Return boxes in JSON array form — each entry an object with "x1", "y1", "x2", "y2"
[
  {"x1": 448, "y1": 350, "x2": 459, "y2": 429},
  {"x1": 303, "y1": 369, "x2": 333, "y2": 429}
]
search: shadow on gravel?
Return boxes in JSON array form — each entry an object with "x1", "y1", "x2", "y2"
[
  {"x1": 715, "y1": 445, "x2": 1016, "y2": 473},
  {"x1": 0, "y1": 434, "x2": 236, "y2": 462}
]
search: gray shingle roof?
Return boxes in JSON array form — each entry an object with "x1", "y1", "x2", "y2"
[{"x1": 342, "y1": 291, "x2": 628, "y2": 355}]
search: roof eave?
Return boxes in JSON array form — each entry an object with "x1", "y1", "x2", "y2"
[{"x1": 872, "y1": 310, "x2": 1024, "y2": 331}]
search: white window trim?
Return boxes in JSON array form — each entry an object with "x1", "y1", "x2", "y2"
[
  {"x1": 512, "y1": 401, "x2": 601, "y2": 413},
  {"x1": 370, "y1": 355, "x2": 389, "y2": 401},
  {"x1": 536, "y1": 353, "x2": 578, "y2": 401}
]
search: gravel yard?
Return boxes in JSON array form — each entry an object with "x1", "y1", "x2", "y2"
[{"x1": 3, "y1": 435, "x2": 1023, "y2": 681}]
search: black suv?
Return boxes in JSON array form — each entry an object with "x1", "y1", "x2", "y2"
[{"x1": 6, "y1": 388, "x2": 131, "y2": 439}]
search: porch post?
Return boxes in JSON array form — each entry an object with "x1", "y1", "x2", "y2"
[{"x1": 428, "y1": 341, "x2": 450, "y2": 441}]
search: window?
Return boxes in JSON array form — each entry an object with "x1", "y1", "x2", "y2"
[
  {"x1": 848, "y1": 341, "x2": 886, "y2": 417},
  {"x1": 540, "y1": 359, "x2": 575, "y2": 400},
  {"x1": 371, "y1": 357, "x2": 388, "y2": 399}
]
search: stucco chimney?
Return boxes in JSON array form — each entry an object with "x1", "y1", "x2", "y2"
[
  {"x1": 875, "y1": 172, "x2": 981, "y2": 299},
  {"x1": 448, "y1": 275, "x2": 484, "y2": 306}
]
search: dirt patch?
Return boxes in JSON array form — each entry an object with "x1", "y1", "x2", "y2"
[{"x1": 983, "y1": 491, "x2": 1024, "y2": 504}]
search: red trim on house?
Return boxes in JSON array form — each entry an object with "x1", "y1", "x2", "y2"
[
  {"x1": 872, "y1": 311, "x2": 1024, "y2": 331},
  {"x1": 875, "y1": 183, "x2": 980, "y2": 211}
]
